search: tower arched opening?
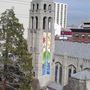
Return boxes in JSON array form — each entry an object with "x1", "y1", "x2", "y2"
[
  {"x1": 48, "y1": 4, "x2": 52, "y2": 10},
  {"x1": 37, "y1": 4, "x2": 39, "y2": 10},
  {"x1": 43, "y1": 17, "x2": 47, "y2": 29},
  {"x1": 43, "y1": 4, "x2": 47, "y2": 11},
  {"x1": 33, "y1": 4, "x2": 35, "y2": 10},
  {"x1": 36, "y1": 16, "x2": 38, "y2": 29},
  {"x1": 55, "y1": 62, "x2": 62, "y2": 84},
  {"x1": 48, "y1": 17, "x2": 52, "y2": 30},
  {"x1": 68, "y1": 65, "x2": 76, "y2": 78}
]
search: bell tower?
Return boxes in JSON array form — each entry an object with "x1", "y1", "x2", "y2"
[{"x1": 28, "y1": 0, "x2": 55, "y2": 87}]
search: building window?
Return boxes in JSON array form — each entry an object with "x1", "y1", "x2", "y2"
[
  {"x1": 59, "y1": 66, "x2": 62, "y2": 84},
  {"x1": 48, "y1": 17, "x2": 52, "y2": 30},
  {"x1": 64, "y1": 5, "x2": 67, "y2": 28},
  {"x1": 55, "y1": 65, "x2": 58, "y2": 82},
  {"x1": 43, "y1": 17, "x2": 47, "y2": 29},
  {"x1": 37, "y1": 4, "x2": 39, "y2": 10},
  {"x1": 82, "y1": 34, "x2": 85, "y2": 38},
  {"x1": 73, "y1": 69, "x2": 76, "y2": 74},
  {"x1": 68, "y1": 65, "x2": 76, "y2": 78},
  {"x1": 75, "y1": 34, "x2": 79, "y2": 37},
  {"x1": 68, "y1": 69, "x2": 71, "y2": 78},
  {"x1": 48, "y1": 4, "x2": 51, "y2": 10},
  {"x1": 44, "y1": 4, "x2": 47, "y2": 10},
  {"x1": 88, "y1": 34, "x2": 90, "y2": 38},
  {"x1": 36, "y1": 16, "x2": 38, "y2": 29},
  {"x1": 57, "y1": 4, "x2": 59, "y2": 24},
  {"x1": 60, "y1": 4, "x2": 63, "y2": 26},
  {"x1": 55, "y1": 62, "x2": 62, "y2": 84}
]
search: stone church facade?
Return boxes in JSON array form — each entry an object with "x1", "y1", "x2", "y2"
[
  {"x1": 28, "y1": 0, "x2": 90, "y2": 88},
  {"x1": 54, "y1": 40, "x2": 90, "y2": 86}
]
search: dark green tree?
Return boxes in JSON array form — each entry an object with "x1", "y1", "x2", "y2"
[{"x1": 0, "y1": 9, "x2": 32, "y2": 90}]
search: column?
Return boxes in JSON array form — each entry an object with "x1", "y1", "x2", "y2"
[{"x1": 62, "y1": 54, "x2": 68, "y2": 86}]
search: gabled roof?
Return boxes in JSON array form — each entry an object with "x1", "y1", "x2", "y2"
[{"x1": 71, "y1": 69, "x2": 90, "y2": 80}]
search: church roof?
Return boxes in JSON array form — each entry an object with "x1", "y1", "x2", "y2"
[
  {"x1": 71, "y1": 69, "x2": 90, "y2": 80},
  {"x1": 55, "y1": 40, "x2": 90, "y2": 59},
  {"x1": 47, "y1": 82, "x2": 63, "y2": 90}
]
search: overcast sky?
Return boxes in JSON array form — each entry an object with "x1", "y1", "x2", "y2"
[
  {"x1": 56, "y1": 0, "x2": 90, "y2": 26},
  {"x1": 0, "y1": 0, "x2": 90, "y2": 38}
]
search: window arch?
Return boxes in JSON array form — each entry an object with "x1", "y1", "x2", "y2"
[
  {"x1": 37, "y1": 4, "x2": 39, "y2": 10},
  {"x1": 36, "y1": 16, "x2": 38, "y2": 29},
  {"x1": 59, "y1": 65, "x2": 62, "y2": 84},
  {"x1": 68, "y1": 65, "x2": 76, "y2": 78},
  {"x1": 84, "y1": 68, "x2": 90, "y2": 70},
  {"x1": 44, "y1": 4, "x2": 47, "y2": 10},
  {"x1": 48, "y1": 17, "x2": 52, "y2": 30},
  {"x1": 33, "y1": 4, "x2": 35, "y2": 10},
  {"x1": 55, "y1": 65, "x2": 58, "y2": 82},
  {"x1": 43, "y1": 17, "x2": 47, "y2": 29},
  {"x1": 73, "y1": 69, "x2": 76, "y2": 74},
  {"x1": 48, "y1": 4, "x2": 52, "y2": 10},
  {"x1": 68, "y1": 68, "x2": 71, "y2": 78},
  {"x1": 55, "y1": 62, "x2": 62, "y2": 84}
]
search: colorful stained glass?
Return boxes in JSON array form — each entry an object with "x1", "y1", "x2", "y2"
[{"x1": 42, "y1": 32, "x2": 51, "y2": 75}]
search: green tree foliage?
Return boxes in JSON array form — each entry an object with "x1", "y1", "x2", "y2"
[{"x1": 0, "y1": 9, "x2": 32, "y2": 90}]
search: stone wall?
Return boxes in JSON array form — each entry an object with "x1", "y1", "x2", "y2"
[
  {"x1": 63, "y1": 78, "x2": 86, "y2": 90},
  {"x1": 54, "y1": 54, "x2": 90, "y2": 86}
]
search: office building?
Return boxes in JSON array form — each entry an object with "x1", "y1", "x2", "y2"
[{"x1": 54, "y1": 2, "x2": 67, "y2": 28}]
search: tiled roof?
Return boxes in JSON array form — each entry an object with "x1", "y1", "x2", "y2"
[
  {"x1": 47, "y1": 82, "x2": 63, "y2": 90},
  {"x1": 55, "y1": 40, "x2": 90, "y2": 59}
]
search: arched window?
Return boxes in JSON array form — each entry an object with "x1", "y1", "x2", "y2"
[
  {"x1": 48, "y1": 4, "x2": 52, "y2": 10},
  {"x1": 31, "y1": 17, "x2": 34, "y2": 29},
  {"x1": 33, "y1": 4, "x2": 35, "y2": 10},
  {"x1": 73, "y1": 69, "x2": 76, "y2": 74},
  {"x1": 55, "y1": 62, "x2": 62, "y2": 84},
  {"x1": 59, "y1": 66, "x2": 62, "y2": 84},
  {"x1": 43, "y1": 17, "x2": 47, "y2": 29},
  {"x1": 68, "y1": 69, "x2": 71, "y2": 78},
  {"x1": 37, "y1": 4, "x2": 39, "y2": 10},
  {"x1": 55, "y1": 65, "x2": 58, "y2": 82},
  {"x1": 68, "y1": 65, "x2": 76, "y2": 78},
  {"x1": 48, "y1": 17, "x2": 52, "y2": 29},
  {"x1": 36, "y1": 16, "x2": 38, "y2": 29},
  {"x1": 44, "y1": 4, "x2": 47, "y2": 10}
]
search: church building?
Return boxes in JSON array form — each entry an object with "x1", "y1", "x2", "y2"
[
  {"x1": 28, "y1": 0, "x2": 55, "y2": 87},
  {"x1": 28, "y1": 0, "x2": 90, "y2": 89}
]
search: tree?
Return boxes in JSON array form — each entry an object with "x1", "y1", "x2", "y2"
[{"x1": 0, "y1": 9, "x2": 32, "y2": 90}]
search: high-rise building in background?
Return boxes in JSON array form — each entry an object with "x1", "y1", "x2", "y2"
[{"x1": 54, "y1": 2, "x2": 67, "y2": 28}]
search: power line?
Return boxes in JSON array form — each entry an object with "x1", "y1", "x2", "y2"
[{"x1": 0, "y1": 0, "x2": 30, "y2": 5}]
